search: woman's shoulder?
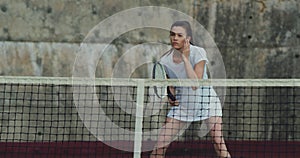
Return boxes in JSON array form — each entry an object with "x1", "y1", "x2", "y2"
[
  {"x1": 190, "y1": 45, "x2": 207, "y2": 59},
  {"x1": 190, "y1": 45, "x2": 206, "y2": 54},
  {"x1": 189, "y1": 45, "x2": 208, "y2": 65}
]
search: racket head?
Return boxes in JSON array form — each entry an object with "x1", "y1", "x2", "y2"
[
  {"x1": 152, "y1": 62, "x2": 168, "y2": 99},
  {"x1": 152, "y1": 62, "x2": 176, "y2": 101}
]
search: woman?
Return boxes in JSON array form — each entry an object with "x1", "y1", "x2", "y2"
[{"x1": 150, "y1": 21, "x2": 231, "y2": 158}]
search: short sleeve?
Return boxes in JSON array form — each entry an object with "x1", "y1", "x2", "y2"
[{"x1": 190, "y1": 46, "x2": 208, "y2": 67}]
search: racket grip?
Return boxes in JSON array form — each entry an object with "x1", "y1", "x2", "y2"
[
  {"x1": 167, "y1": 87, "x2": 176, "y2": 101},
  {"x1": 167, "y1": 93, "x2": 176, "y2": 101}
]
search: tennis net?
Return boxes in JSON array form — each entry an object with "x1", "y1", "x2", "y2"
[{"x1": 0, "y1": 76, "x2": 299, "y2": 158}]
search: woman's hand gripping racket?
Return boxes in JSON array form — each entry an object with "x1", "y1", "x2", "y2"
[{"x1": 152, "y1": 62, "x2": 176, "y2": 102}]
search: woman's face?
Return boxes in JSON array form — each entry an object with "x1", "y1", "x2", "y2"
[{"x1": 170, "y1": 26, "x2": 189, "y2": 50}]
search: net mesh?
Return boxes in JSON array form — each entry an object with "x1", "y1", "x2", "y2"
[{"x1": 0, "y1": 76, "x2": 299, "y2": 158}]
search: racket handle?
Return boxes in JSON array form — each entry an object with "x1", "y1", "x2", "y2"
[
  {"x1": 167, "y1": 93, "x2": 176, "y2": 101},
  {"x1": 167, "y1": 87, "x2": 176, "y2": 101}
]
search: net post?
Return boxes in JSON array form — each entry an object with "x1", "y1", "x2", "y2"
[{"x1": 133, "y1": 79, "x2": 145, "y2": 158}]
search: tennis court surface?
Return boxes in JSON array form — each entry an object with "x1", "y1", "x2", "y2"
[{"x1": 0, "y1": 140, "x2": 299, "y2": 157}]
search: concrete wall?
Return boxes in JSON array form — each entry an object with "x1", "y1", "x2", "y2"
[
  {"x1": 0, "y1": 0, "x2": 299, "y2": 143},
  {"x1": 0, "y1": 0, "x2": 299, "y2": 78}
]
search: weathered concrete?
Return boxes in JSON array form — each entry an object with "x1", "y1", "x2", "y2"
[{"x1": 0, "y1": 0, "x2": 299, "y2": 78}]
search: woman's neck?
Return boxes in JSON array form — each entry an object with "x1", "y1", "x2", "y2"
[{"x1": 172, "y1": 49, "x2": 183, "y2": 64}]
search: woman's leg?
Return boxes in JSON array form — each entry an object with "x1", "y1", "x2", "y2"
[
  {"x1": 150, "y1": 117, "x2": 187, "y2": 158},
  {"x1": 206, "y1": 116, "x2": 231, "y2": 158}
]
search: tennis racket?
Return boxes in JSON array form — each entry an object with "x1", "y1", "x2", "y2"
[{"x1": 152, "y1": 62, "x2": 176, "y2": 101}]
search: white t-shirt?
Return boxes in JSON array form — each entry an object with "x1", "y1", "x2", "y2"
[{"x1": 160, "y1": 45, "x2": 222, "y2": 122}]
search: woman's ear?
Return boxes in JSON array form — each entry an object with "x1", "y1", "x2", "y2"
[
  {"x1": 186, "y1": 36, "x2": 192, "y2": 43},
  {"x1": 187, "y1": 36, "x2": 191, "y2": 41}
]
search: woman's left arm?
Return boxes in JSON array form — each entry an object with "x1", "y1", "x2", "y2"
[
  {"x1": 183, "y1": 58, "x2": 205, "y2": 90},
  {"x1": 182, "y1": 40, "x2": 205, "y2": 90}
]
